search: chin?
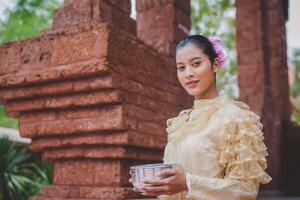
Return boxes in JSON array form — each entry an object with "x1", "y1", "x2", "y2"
[{"x1": 185, "y1": 88, "x2": 202, "y2": 96}]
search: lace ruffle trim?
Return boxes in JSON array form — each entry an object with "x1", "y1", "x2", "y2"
[{"x1": 219, "y1": 117, "x2": 272, "y2": 184}]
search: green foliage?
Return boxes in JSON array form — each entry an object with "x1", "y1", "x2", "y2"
[
  {"x1": 290, "y1": 49, "x2": 300, "y2": 125},
  {"x1": 291, "y1": 50, "x2": 300, "y2": 97},
  {"x1": 0, "y1": 107, "x2": 18, "y2": 129},
  {"x1": 291, "y1": 96, "x2": 300, "y2": 125},
  {"x1": 0, "y1": 137, "x2": 53, "y2": 200},
  {"x1": 0, "y1": 0, "x2": 63, "y2": 44},
  {"x1": 191, "y1": 0, "x2": 237, "y2": 98}
]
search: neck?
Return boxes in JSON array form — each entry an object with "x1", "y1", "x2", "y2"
[{"x1": 194, "y1": 85, "x2": 218, "y2": 100}]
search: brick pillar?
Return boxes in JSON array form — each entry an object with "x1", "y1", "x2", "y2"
[
  {"x1": 0, "y1": 0, "x2": 190, "y2": 199},
  {"x1": 236, "y1": 0, "x2": 290, "y2": 192},
  {"x1": 136, "y1": 0, "x2": 191, "y2": 56},
  {"x1": 53, "y1": 0, "x2": 135, "y2": 34}
]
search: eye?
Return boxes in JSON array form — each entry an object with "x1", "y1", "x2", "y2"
[
  {"x1": 193, "y1": 62, "x2": 201, "y2": 67},
  {"x1": 177, "y1": 66, "x2": 185, "y2": 71}
]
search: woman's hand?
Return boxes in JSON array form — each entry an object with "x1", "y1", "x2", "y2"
[
  {"x1": 140, "y1": 168, "x2": 188, "y2": 196},
  {"x1": 128, "y1": 178, "x2": 140, "y2": 193}
]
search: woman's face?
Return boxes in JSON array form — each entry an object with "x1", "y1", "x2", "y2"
[{"x1": 176, "y1": 44, "x2": 219, "y2": 100}]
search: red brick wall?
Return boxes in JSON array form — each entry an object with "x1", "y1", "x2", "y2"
[
  {"x1": 0, "y1": 0, "x2": 191, "y2": 199},
  {"x1": 236, "y1": 0, "x2": 291, "y2": 192}
]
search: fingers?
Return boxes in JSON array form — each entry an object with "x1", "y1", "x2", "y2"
[
  {"x1": 128, "y1": 169, "x2": 177, "y2": 196},
  {"x1": 141, "y1": 185, "x2": 171, "y2": 196},
  {"x1": 142, "y1": 179, "x2": 166, "y2": 186},
  {"x1": 143, "y1": 185, "x2": 167, "y2": 193},
  {"x1": 128, "y1": 178, "x2": 145, "y2": 193},
  {"x1": 132, "y1": 187, "x2": 140, "y2": 192},
  {"x1": 157, "y1": 168, "x2": 177, "y2": 177}
]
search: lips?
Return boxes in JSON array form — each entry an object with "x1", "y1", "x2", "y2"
[{"x1": 186, "y1": 80, "x2": 200, "y2": 86}]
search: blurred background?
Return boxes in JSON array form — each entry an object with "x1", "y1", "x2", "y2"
[{"x1": 0, "y1": 0, "x2": 299, "y2": 199}]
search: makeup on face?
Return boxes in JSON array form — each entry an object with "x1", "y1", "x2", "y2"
[{"x1": 176, "y1": 44, "x2": 217, "y2": 99}]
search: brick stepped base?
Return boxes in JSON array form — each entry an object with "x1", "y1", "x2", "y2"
[{"x1": 29, "y1": 185, "x2": 151, "y2": 200}]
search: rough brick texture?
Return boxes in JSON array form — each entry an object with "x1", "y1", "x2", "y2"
[
  {"x1": 236, "y1": 0, "x2": 291, "y2": 192},
  {"x1": 30, "y1": 186, "x2": 141, "y2": 199},
  {"x1": 137, "y1": 0, "x2": 191, "y2": 56},
  {"x1": 0, "y1": 0, "x2": 191, "y2": 199},
  {"x1": 53, "y1": 0, "x2": 136, "y2": 35}
]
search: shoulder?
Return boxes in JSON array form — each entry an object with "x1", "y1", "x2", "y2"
[
  {"x1": 210, "y1": 98, "x2": 261, "y2": 127},
  {"x1": 166, "y1": 108, "x2": 191, "y2": 132},
  {"x1": 166, "y1": 108, "x2": 191, "y2": 127}
]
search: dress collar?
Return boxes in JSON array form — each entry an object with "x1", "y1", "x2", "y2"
[{"x1": 193, "y1": 95, "x2": 228, "y2": 109}]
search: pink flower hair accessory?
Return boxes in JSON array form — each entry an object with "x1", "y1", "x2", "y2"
[{"x1": 208, "y1": 36, "x2": 227, "y2": 68}]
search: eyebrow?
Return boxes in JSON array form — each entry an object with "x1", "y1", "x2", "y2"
[
  {"x1": 176, "y1": 57, "x2": 202, "y2": 65},
  {"x1": 190, "y1": 57, "x2": 202, "y2": 61}
]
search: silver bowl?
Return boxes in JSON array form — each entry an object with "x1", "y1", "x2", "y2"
[{"x1": 129, "y1": 163, "x2": 178, "y2": 191}]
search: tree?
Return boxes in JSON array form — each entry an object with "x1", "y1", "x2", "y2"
[
  {"x1": 0, "y1": 107, "x2": 18, "y2": 129},
  {"x1": 290, "y1": 49, "x2": 300, "y2": 125},
  {"x1": 0, "y1": 0, "x2": 63, "y2": 44},
  {"x1": 291, "y1": 49, "x2": 300, "y2": 97},
  {"x1": 191, "y1": 0, "x2": 237, "y2": 98}
]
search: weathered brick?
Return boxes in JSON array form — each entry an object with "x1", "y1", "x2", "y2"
[
  {"x1": 108, "y1": 30, "x2": 180, "y2": 85},
  {"x1": 136, "y1": 0, "x2": 190, "y2": 56},
  {"x1": 174, "y1": 5, "x2": 191, "y2": 37},
  {"x1": 54, "y1": 0, "x2": 91, "y2": 28},
  {"x1": 236, "y1": 26, "x2": 263, "y2": 53},
  {"x1": 237, "y1": 0, "x2": 290, "y2": 191},
  {"x1": 126, "y1": 130, "x2": 166, "y2": 149},
  {"x1": 29, "y1": 132, "x2": 128, "y2": 152},
  {"x1": 237, "y1": 50, "x2": 264, "y2": 66},
  {"x1": 41, "y1": 185, "x2": 141, "y2": 199},
  {"x1": 137, "y1": 0, "x2": 190, "y2": 14},
  {"x1": 53, "y1": 0, "x2": 135, "y2": 35},
  {"x1": 175, "y1": 0, "x2": 190, "y2": 14},
  {"x1": 122, "y1": 90, "x2": 182, "y2": 117},
  {"x1": 115, "y1": 75, "x2": 182, "y2": 107},
  {"x1": 0, "y1": 58, "x2": 109, "y2": 88},
  {"x1": 29, "y1": 130, "x2": 166, "y2": 152},
  {"x1": 7, "y1": 89, "x2": 121, "y2": 112},
  {"x1": 52, "y1": 28, "x2": 108, "y2": 65},
  {"x1": 0, "y1": 1, "x2": 194, "y2": 199},
  {"x1": 104, "y1": 0, "x2": 131, "y2": 15},
  {"x1": 43, "y1": 146, "x2": 162, "y2": 161},
  {"x1": 52, "y1": 159, "x2": 161, "y2": 186},
  {"x1": 19, "y1": 38, "x2": 54, "y2": 71},
  {"x1": 0, "y1": 43, "x2": 22, "y2": 76},
  {"x1": 0, "y1": 74, "x2": 114, "y2": 100},
  {"x1": 112, "y1": 62, "x2": 183, "y2": 98},
  {"x1": 53, "y1": 159, "x2": 123, "y2": 186},
  {"x1": 123, "y1": 103, "x2": 167, "y2": 125},
  {"x1": 19, "y1": 105, "x2": 123, "y2": 137},
  {"x1": 136, "y1": 119, "x2": 165, "y2": 136},
  {"x1": 20, "y1": 104, "x2": 117, "y2": 123}
]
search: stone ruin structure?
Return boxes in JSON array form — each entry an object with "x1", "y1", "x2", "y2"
[
  {"x1": 0, "y1": 0, "x2": 299, "y2": 199},
  {"x1": 236, "y1": 0, "x2": 300, "y2": 195}
]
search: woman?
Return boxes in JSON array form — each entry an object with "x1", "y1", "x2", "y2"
[{"x1": 130, "y1": 35, "x2": 272, "y2": 199}]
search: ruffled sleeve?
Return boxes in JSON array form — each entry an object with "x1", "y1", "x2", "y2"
[
  {"x1": 184, "y1": 107, "x2": 272, "y2": 200},
  {"x1": 218, "y1": 111, "x2": 272, "y2": 184}
]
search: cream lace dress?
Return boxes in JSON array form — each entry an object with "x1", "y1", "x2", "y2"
[{"x1": 158, "y1": 95, "x2": 272, "y2": 200}]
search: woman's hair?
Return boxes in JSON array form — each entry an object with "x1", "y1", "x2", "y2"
[{"x1": 176, "y1": 35, "x2": 218, "y2": 65}]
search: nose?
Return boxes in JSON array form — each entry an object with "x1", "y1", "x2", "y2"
[{"x1": 185, "y1": 67, "x2": 194, "y2": 78}]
